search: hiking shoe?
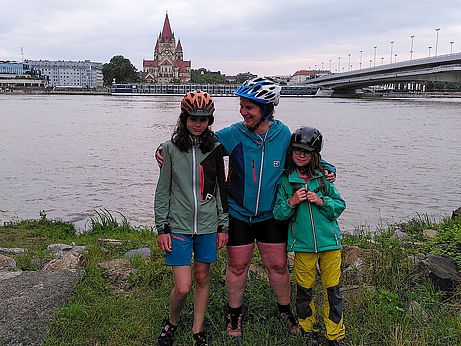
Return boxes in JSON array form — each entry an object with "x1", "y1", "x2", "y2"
[
  {"x1": 225, "y1": 313, "x2": 242, "y2": 337},
  {"x1": 302, "y1": 331, "x2": 319, "y2": 346},
  {"x1": 157, "y1": 318, "x2": 177, "y2": 346},
  {"x1": 193, "y1": 331, "x2": 209, "y2": 346},
  {"x1": 277, "y1": 311, "x2": 301, "y2": 335}
]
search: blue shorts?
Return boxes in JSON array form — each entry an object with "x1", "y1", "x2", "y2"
[{"x1": 165, "y1": 232, "x2": 217, "y2": 266}]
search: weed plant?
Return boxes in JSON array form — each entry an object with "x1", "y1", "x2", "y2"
[{"x1": 1, "y1": 211, "x2": 460, "y2": 345}]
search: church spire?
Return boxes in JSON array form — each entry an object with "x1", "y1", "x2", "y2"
[{"x1": 161, "y1": 13, "x2": 173, "y2": 42}]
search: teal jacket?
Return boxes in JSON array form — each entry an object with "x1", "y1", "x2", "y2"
[
  {"x1": 273, "y1": 169, "x2": 346, "y2": 253},
  {"x1": 154, "y1": 140, "x2": 228, "y2": 235},
  {"x1": 216, "y1": 120, "x2": 291, "y2": 223}
]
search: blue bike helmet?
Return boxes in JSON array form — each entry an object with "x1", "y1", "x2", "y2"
[{"x1": 234, "y1": 77, "x2": 281, "y2": 106}]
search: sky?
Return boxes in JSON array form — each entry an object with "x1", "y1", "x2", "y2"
[{"x1": 1, "y1": 0, "x2": 461, "y2": 76}]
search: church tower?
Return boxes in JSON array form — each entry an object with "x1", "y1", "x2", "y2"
[{"x1": 143, "y1": 13, "x2": 191, "y2": 83}]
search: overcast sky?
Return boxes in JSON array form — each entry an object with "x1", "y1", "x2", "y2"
[{"x1": 1, "y1": 0, "x2": 460, "y2": 76}]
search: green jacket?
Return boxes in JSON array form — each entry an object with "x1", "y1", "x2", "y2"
[
  {"x1": 273, "y1": 169, "x2": 346, "y2": 253},
  {"x1": 154, "y1": 139, "x2": 228, "y2": 235}
]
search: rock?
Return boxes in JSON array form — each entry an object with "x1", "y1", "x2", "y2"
[
  {"x1": 42, "y1": 251, "x2": 86, "y2": 271},
  {"x1": 47, "y1": 243, "x2": 73, "y2": 256},
  {"x1": 452, "y1": 207, "x2": 461, "y2": 219},
  {"x1": 392, "y1": 228, "x2": 408, "y2": 239},
  {"x1": 98, "y1": 258, "x2": 135, "y2": 288},
  {"x1": 0, "y1": 254, "x2": 17, "y2": 271},
  {"x1": 422, "y1": 229, "x2": 438, "y2": 239},
  {"x1": 0, "y1": 247, "x2": 25, "y2": 255},
  {"x1": 412, "y1": 254, "x2": 461, "y2": 291},
  {"x1": 125, "y1": 247, "x2": 151, "y2": 259},
  {"x1": 97, "y1": 238, "x2": 126, "y2": 246},
  {"x1": 0, "y1": 270, "x2": 83, "y2": 346}
]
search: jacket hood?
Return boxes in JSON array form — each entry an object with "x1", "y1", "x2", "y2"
[{"x1": 231, "y1": 120, "x2": 286, "y2": 140}]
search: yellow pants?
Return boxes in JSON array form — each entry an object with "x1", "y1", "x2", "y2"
[{"x1": 294, "y1": 250, "x2": 346, "y2": 341}]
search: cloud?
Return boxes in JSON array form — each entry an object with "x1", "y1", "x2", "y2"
[{"x1": 1, "y1": 0, "x2": 460, "y2": 75}]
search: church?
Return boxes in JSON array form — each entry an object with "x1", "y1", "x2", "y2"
[{"x1": 143, "y1": 14, "x2": 191, "y2": 83}]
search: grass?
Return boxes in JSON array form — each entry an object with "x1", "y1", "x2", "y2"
[{"x1": 1, "y1": 211, "x2": 460, "y2": 345}]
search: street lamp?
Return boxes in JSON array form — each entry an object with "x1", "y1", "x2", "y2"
[
  {"x1": 381, "y1": 57, "x2": 384, "y2": 65},
  {"x1": 428, "y1": 46, "x2": 432, "y2": 57},
  {"x1": 394, "y1": 54, "x2": 397, "y2": 63},
  {"x1": 369, "y1": 59, "x2": 372, "y2": 68},
  {"x1": 450, "y1": 41, "x2": 454, "y2": 54},
  {"x1": 373, "y1": 46, "x2": 377, "y2": 67},
  {"x1": 410, "y1": 35, "x2": 415, "y2": 60},
  {"x1": 348, "y1": 54, "x2": 351, "y2": 71},
  {"x1": 338, "y1": 57, "x2": 341, "y2": 73},
  {"x1": 390, "y1": 41, "x2": 394, "y2": 64},
  {"x1": 359, "y1": 50, "x2": 363, "y2": 70},
  {"x1": 329, "y1": 59, "x2": 332, "y2": 72},
  {"x1": 435, "y1": 28, "x2": 440, "y2": 57}
]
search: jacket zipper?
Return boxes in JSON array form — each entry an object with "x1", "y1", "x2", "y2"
[
  {"x1": 307, "y1": 201, "x2": 318, "y2": 253},
  {"x1": 192, "y1": 145, "x2": 198, "y2": 234},
  {"x1": 254, "y1": 132, "x2": 268, "y2": 216}
]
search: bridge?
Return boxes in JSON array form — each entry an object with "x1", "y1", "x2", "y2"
[{"x1": 307, "y1": 53, "x2": 461, "y2": 94}]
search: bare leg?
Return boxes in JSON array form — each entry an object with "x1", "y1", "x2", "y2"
[
  {"x1": 169, "y1": 266, "x2": 192, "y2": 325},
  {"x1": 257, "y1": 242, "x2": 290, "y2": 305},
  {"x1": 225, "y1": 244, "x2": 255, "y2": 308},
  {"x1": 192, "y1": 261, "x2": 211, "y2": 334}
]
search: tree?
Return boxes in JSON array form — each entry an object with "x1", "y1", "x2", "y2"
[
  {"x1": 190, "y1": 68, "x2": 228, "y2": 84},
  {"x1": 102, "y1": 55, "x2": 140, "y2": 86}
]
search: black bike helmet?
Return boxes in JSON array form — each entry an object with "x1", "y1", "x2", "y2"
[{"x1": 291, "y1": 126, "x2": 323, "y2": 152}]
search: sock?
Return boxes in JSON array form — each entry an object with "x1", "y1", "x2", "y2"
[{"x1": 277, "y1": 302, "x2": 291, "y2": 314}]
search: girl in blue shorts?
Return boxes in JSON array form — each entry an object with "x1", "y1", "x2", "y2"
[{"x1": 154, "y1": 91, "x2": 228, "y2": 346}]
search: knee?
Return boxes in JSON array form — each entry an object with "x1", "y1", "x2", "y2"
[
  {"x1": 227, "y1": 262, "x2": 249, "y2": 277},
  {"x1": 194, "y1": 271, "x2": 210, "y2": 287},
  {"x1": 175, "y1": 283, "x2": 192, "y2": 298},
  {"x1": 266, "y1": 261, "x2": 288, "y2": 275}
]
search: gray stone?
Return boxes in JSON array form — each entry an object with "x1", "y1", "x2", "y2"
[
  {"x1": 0, "y1": 270, "x2": 83, "y2": 346},
  {"x1": 393, "y1": 228, "x2": 408, "y2": 239},
  {"x1": 0, "y1": 247, "x2": 25, "y2": 255},
  {"x1": 47, "y1": 243, "x2": 87, "y2": 259},
  {"x1": 452, "y1": 207, "x2": 461, "y2": 219},
  {"x1": 124, "y1": 247, "x2": 151, "y2": 259},
  {"x1": 0, "y1": 254, "x2": 17, "y2": 271},
  {"x1": 412, "y1": 254, "x2": 461, "y2": 291},
  {"x1": 422, "y1": 229, "x2": 438, "y2": 239}
]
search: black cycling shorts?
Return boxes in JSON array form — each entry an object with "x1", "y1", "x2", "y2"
[{"x1": 227, "y1": 216, "x2": 289, "y2": 246}]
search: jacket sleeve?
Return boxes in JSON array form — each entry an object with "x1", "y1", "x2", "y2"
[
  {"x1": 320, "y1": 159, "x2": 336, "y2": 174},
  {"x1": 318, "y1": 180, "x2": 346, "y2": 221},
  {"x1": 273, "y1": 176, "x2": 295, "y2": 221},
  {"x1": 154, "y1": 143, "x2": 172, "y2": 234},
  {"x1": 215, "y1": 145, "x2": 229, "y2": 233}
]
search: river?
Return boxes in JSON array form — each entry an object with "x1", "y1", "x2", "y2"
[{"x1": 0, "y1": 94, "x2": 460, "y2": 233}]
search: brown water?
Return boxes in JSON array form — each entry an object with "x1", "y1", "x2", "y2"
[{"x1": 0, "y1": 94, "x2": 460, "y2": 232}]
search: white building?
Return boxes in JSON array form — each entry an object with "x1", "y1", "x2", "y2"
[{"x1": 24, "y1": 60, "x2": 103, "y2": 88}]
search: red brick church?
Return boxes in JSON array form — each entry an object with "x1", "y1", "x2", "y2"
[{"x1": 143, "y1": 14, "x2": 191, "y2": 83}]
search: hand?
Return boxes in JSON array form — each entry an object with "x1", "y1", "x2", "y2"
[
  {"x1": 324, "y1": 169, "x2": 336, "y2": 183},
  {"x1": 288, "y1": 188, "x2": 308, "y2": 206},
  {"x1": 155, "y1": 145, "x2": 164, "y2": 167},
  {"x1": 157, "y1": 233, "x2": 172, "y2": 252},
  {"x1": 217, "y1": 232, "x2": 229, "y2": 249},
  {"x1": 306, "y1": 191, "x2": 324, "y2": 206}
]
